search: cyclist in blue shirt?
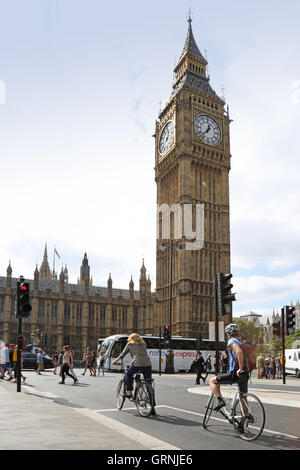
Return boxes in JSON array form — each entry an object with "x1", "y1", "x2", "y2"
[{"x1": 209, "y1": 323, "x2": 249, "y2": 410}]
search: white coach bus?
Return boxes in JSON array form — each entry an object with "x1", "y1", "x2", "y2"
[{"x1": 98, "y1": 334, "x2": 226, "y2": 372}]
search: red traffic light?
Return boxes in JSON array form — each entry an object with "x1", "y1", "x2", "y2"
[{"x1": 20, "y1": 284, "x2": 28, "y2": 291}]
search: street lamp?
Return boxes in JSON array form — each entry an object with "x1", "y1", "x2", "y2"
[{"x1": 160, "y1": 240, "x2": 183, "y2": 373}]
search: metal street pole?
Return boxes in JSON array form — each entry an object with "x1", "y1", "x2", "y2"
[
  {"x1": 16, "y1": 275, "x2": 24, "y2": 393},
  {"x1": 166, "y1": 240, "x2": 175, "y2": 373},
  {"x1": 281, "y1": 307, "x2": 286, "y2": 385},
  {"x1": 159, "y1": 327, "x2": 162, "y2": 376},
  {"x1": 214, "y1": 275, "x2": 220, "y2": 374},
  {"x1": 169, "y1": 239, "x2": 173, "y2": 349}
]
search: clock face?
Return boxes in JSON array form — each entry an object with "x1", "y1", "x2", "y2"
[
  {"x1": 194, "y1": 115, "x2": 221, "y2": 146},
  {"x1": 159, "y1": 121, "x2": 175, "y2": 156}
]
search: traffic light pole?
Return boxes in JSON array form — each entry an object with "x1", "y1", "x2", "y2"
[
  {"x1": 214, "y1": 275, "x2": 220, "y2": 374},
  {"x1": 17, "y1": 315, "x2": 22, "y2": 392},
  {"x1": 166, "y1": 240, "x2": 175, "y2": 373},
  {"x1": 281, "y1": 307, "x2": 286, "y2": 385},
  {"x1": 159, "y1": 327, "x2": 162, "y2": 377}
]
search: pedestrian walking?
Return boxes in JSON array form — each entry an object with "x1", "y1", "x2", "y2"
[
  {"x1": 52, "y1": 351, "x2": 59, "y2": 375},
  {"x1": 193, "y1": 351, "x2": 206, "y2": 384},
  {"x1": 204, "y1": 354, "x2": 212, "y2": 381},
  {"x1": 97, "y1": 351, "x2": 105, "y2": 376},
  {"x1": 276, "y1": 355, "x2": 283, "y2": 379},
  {"x1": 221, "y1": 353, "x2": 229, "y2": 373},
  {"x1": 89, "y1": 351, "x2": 97, "y2": 376},
  {"x1": 264, "y1": 354, "x2": 270, "y2": 379},
  {"x1": 68, "y1": 346, "x2": 78, "y2": 381},
  {"x1": 81, "y1": 349, "x2": 91, "y2": 376},
  {"x1": 0, "y1": 343, "x2": 13, "y2": 381},
  {"x1": 270, "y1": 355, "x2": 276, "y2": 379},
  {"x1": 57, "y1": 350, "x2": 64, "y2": 376},
  {"x1": 13, "y1": 346, "x2": 26, "y2": 383},
  {"x1": 256, "y1": 353, "x2": 264, "y2": 379},
  {"x1": 59, "y1": 346, "x2": 78, "y2": 385},
  {"x1": 36, "y1": 349, "x2": 44, "y2": 374}
]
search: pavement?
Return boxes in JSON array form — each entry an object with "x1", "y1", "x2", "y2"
[
  {"x1": 0, "y1": 371, "x2": 299, "y2": 450},
  {"x1": 0, "y1": 374, "x2": 178, "y2": 451}
]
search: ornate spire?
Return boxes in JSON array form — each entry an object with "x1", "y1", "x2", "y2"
[
  {"x1": 179, "y1": 14, "x2": 207, "y2": 64},
  {"x1": 107, "y1": 273, "x2": 112, "y2": 296},
  {"x1": 172, "y1": 16, "x2": 223, "y2": 104},
  {"x1": 78, "y1": 253, "x2": 91, "y2": 286},
  {"x1": 39, "y1": 244, "x2": 52, "y2": 281},
  {"x1": 140, "y1": 259, "x2": 147, "y2": 280},
  {"x1": 6, "y1": 260, "x2": 12, "y2": 277}
]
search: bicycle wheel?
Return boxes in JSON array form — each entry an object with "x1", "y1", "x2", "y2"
[
  {"x1": 232, "y1": 393, "x2": 265, "y2": 441},
  {"x1": 135, "y1": 382, "x2": 153, "y2": 417},
  {"x1": 203, "y1": 393, "x2": 216, "y2": 429},
  {"x1": 116, "y1": 378, "x2": 126, "y2": 410}
]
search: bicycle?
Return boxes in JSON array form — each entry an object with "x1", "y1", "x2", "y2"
[
  {"x1": 116, "y1": 364, "x2": 155, "y2": 417},
  {"x1": 203, "y1": 384, "x2": 265, "y2": 441}
]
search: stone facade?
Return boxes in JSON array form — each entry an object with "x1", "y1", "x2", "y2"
[
  {"x1": 0, "y1": 252, "x2": 154, "y2": 358},
  {"x1": 154, "y1": 18, "x2": 232, "y2": 338}
]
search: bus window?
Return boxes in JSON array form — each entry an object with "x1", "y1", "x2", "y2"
[
  {"x1": 99, "y1": 338, "x2": 113, "y2": 355},
  {"x1": 111, "y1": 337, "x2": 127, "y2": 357},
  {"x1": 144, "y1": 337, "x2": 160, "y2": 349},
  {"x1": 298, "y1": 352, "x2": 300, "y2": 361}
]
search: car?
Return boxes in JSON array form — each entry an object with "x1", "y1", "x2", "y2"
[{"x1": 21, "y1": 351, "x2": 53, "y2": 370}]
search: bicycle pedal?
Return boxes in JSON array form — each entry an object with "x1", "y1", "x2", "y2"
[{"x1": 213, "y1": 401, "x2": 226, "y2": 411}]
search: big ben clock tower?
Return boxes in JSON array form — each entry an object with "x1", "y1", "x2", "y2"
[{"x1": 155, "y1": 16, "x2": 232, "y2": 338}]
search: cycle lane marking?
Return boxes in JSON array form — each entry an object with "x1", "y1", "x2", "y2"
[
  {"x1": 158, "y1": 405, "x2": 299, "y2": 440},
  {"x1": 93, "y1": 404, "x2": 299, "y2": 440},
  {"x1": 188, "y1": 387, "x2": 300, "y2": 409},
  {"x1": 75, "y1": 407, "x2": 180, "y2": 450}
]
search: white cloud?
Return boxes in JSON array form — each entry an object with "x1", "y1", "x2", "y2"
[{"x1": 235, "y1": 271, "x2": 300, "y2": 306}]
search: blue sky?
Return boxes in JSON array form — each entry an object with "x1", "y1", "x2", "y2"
[{"x1": 1, "y1": 0, "x2": 300, "y2": 320}]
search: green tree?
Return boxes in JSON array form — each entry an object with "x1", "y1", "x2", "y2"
[
  {"x1": 285, "y1": 329, "x2": 300, "y2": 349},
  {"x1": 233, "y1": 318, "x2": 263, "y2": 345}
]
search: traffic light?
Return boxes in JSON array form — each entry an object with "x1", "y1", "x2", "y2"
[
  {"x1": 272, "y1": 321, "x2": 281, "y2": 337},
  {"x1": 17, "y1": 335, "x2": 23, "y2": 351},
  {"x1": 44, "y1": 333, "x2": 48, "y2": 346},
  {"x1": 163, "y1": 325, "x2": 171, "y2": 342},
  {"x1": 216, "y1": 273, "x2": 236, "y2": 316},
  {"x1": 17, "y1": 281, "x2": 32, "y2": 318},
  {"x1": 196, "y1": 334, "x2": 202, "y2": 350},
  {"x1": 286, "y1": 306, "x2": 296, "y2": 335}
]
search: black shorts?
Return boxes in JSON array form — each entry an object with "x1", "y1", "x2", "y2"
[{"x1": 216, "y1": 371, "x2": 248, "y2": 393}]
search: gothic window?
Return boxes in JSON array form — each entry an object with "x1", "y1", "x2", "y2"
[
  {"x1": 0, "y1": 298, "x2": 4, "y2": 321},
  {"x1": 100, "y1": 307, "x2": 106, "y2": 328},
  {"x1": 64, "y1": 303, "x2": 71, "y2": 326},
  {"x1": 134, "y1": 309, "x2": 139, "y2": 330},
  {"x1": 51, "y1": 303, "x2": 57, "y2": 325},
  {"x1": 76, "y1": 304, "x2": 82, "y2": 326},
  {"x1": 38, "y1": 302, "x2": 45, "y2": 325},
  {"x1": 64, "y1": 335, "x2": 70, "y2": 346},
  {"x1": 122, "y1": 309, "x2": 127, "y2": 330},
  {"x1": 112, "y1": 308, "x2": 117, "y2": 328},
  {"x1": 89, "y1": 304, "x2": 94, "y2": 327}
]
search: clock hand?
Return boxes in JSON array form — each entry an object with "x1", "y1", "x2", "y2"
[{"x1": 199, "y1": 124, "x2": 211, "y2": 138}]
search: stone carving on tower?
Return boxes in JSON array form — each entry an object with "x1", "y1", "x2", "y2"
[
  {"x1": 78, "y1": 253, "x2": 93, "y2": 286},
  {"x1": 155, "y1": 16, "x2": 232, "y2": 338}
]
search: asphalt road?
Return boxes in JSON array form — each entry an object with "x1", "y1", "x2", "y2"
[{"x1": 17, "y1": 368, "x2": 300, "y2": 451}]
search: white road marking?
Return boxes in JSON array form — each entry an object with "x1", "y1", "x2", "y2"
[
  {"x1": 188, "y1": 387, "x2": 300, "y2": 409},
  {"x1": 75, "y1": 407, "x2": 180, "y2": 450},
  {"x1": 161, "y1": 405, "x2": 299, "y2": 440}
]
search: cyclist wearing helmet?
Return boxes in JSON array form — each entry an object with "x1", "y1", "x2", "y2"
[{"x1": 209, "y1": 323, "x2": 248, "y2": 410}]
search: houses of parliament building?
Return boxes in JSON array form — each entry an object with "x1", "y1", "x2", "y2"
[{"x1": 0, "y1": 17, "x2": 232, "y2": 356}]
